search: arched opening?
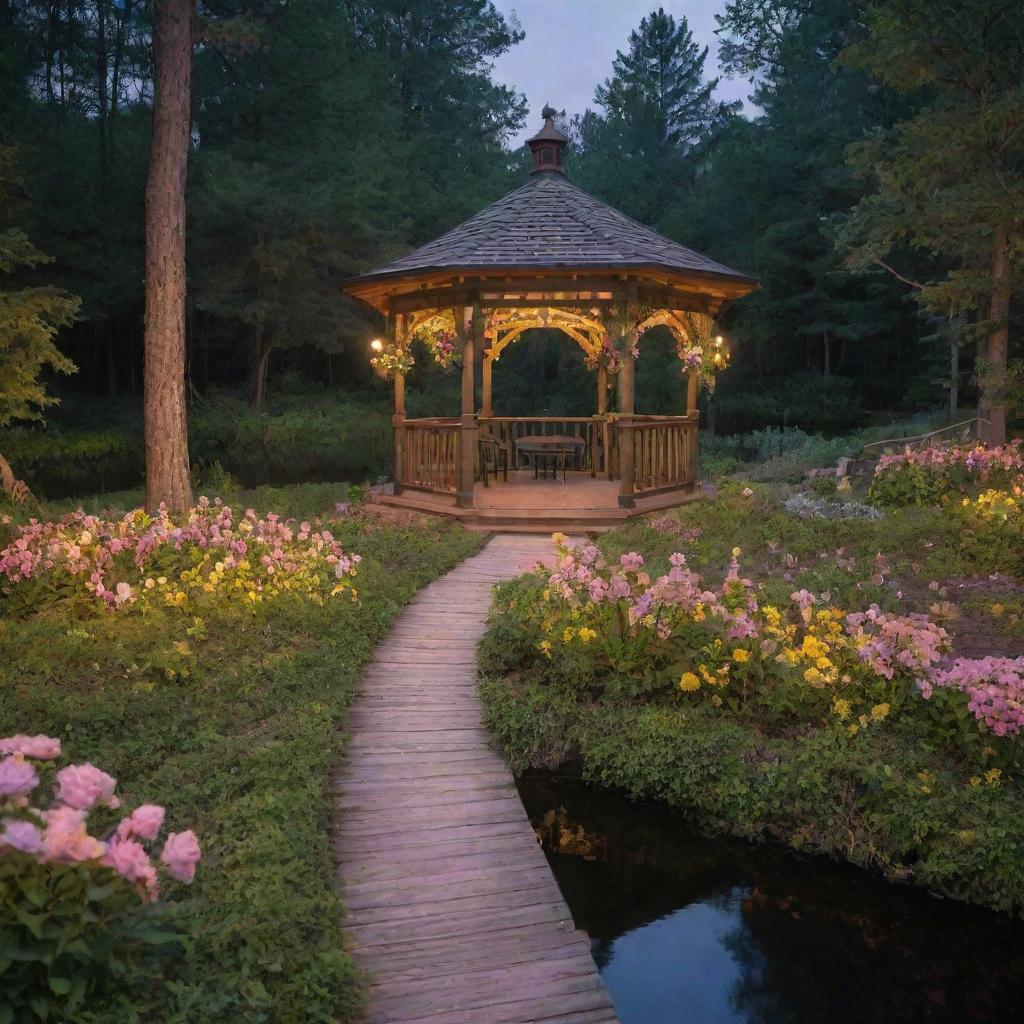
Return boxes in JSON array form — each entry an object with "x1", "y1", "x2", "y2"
[
  {"x1": 635, "y1": 326, "x2": 687, "y2": 415},
  {"x1": 490, "y1": 329, "x2": 592, "y2": 416}
]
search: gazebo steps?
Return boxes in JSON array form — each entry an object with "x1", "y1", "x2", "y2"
[{"x1": 378, "y1": 482, "x2": 697, "y2": 534}]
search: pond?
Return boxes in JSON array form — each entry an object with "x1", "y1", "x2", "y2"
[{"x1": 517, "y1": 775, "x2": 1024, "y2": 1024}]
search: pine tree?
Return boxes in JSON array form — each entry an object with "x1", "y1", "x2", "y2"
[
  {"x1": 143, "y1": 0, "x2": 193, "y2": 513},
  {"x1": 574, "y1": 8, "x2": 734, "y2": 225},
  {"x1": 0, "y1": 146, "x2": 79, "y2": 498},
  {"x1": 839, "y1": 0, "x2": 1024, "y2": 442}
]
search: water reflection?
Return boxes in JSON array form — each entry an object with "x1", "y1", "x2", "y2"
[{"x1": 519, "y1": 775, "x2": 1024, "y2": 1024}]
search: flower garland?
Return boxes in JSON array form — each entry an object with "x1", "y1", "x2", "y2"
[
  {"x1": 370, "y1": 343, "x2": 414, "y2": 380},
  {"x1": 413, "y1": 324, "x2": 460, "y2": 369}
]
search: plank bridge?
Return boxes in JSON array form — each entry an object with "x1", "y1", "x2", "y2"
[{"x1": 332, "y1": 535, "x2": 620, "y2": 1024}]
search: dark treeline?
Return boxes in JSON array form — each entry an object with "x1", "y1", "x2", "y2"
[{"x1": 1, "y1": 0, "x2": 1021, "y2": 444}]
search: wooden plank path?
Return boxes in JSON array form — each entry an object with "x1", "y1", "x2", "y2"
[{"x1": 333, "y1": 534, "x2": 620, "y2": 1024}]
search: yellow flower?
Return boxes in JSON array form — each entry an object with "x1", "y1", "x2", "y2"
[
  {"x1": 578, "y1": 628, "x2": 597, "y2": 644},
  {"x1": 711, "y1": 694, "x2": 723, "y2": 707},
  {"x1": 542, "y1": 589, "x2": 551, "y2": 602},
  {"x1": 804, "y1": 667, "x2": 825, "y2": 686},
  {"x1": 563, "y1": 627, "x2": 576, "y2": 643},
  {"x1": 732, "y1": 648, "x2": 751, "y2": 664},
  {"x1": 551, "y1": 531, "x2": 568, "y2": 545},
  {"x1": 538, "y1": 640, "x2": 552, "y2": 658},
  {"x1": 832, "y1": 697, "x2": 851, "y2": 721},
  {"x1": 847, "y1": 723, "x2": 859, "y2": 736},
  {"x1": 870, "y1": 702, "x2": 890, "y2": 721},
  {"x1": 990, "y1": 603, "x2": 1005, "y2": 617},
  {"x1": 969, "y1": 776, "x2": 981, "y2": 787},
  {"x1": 985, "y1": 768, "x2": 1002, "y2": 786},
  {"x1": 731, "y1": 546, "x2": 741, "y2": 557},
  {"x1": 679, "y1": 671, "x2": 701, "y2": 692}
]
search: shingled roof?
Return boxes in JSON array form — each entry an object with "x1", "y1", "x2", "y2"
[{"x1": 349, "y1": 173, "x2": 754, "y2": 284}]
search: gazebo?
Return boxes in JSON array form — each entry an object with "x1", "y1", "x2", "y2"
[{"x1": 342, "y1": 106, "x2": 758, "y2": 530}]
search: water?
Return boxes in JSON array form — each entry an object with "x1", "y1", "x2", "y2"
[{"x1": 517, "y1": 775, "x2": 1024, "y2": 1024}]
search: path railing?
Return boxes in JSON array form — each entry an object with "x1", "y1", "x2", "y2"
[
  {"x1": 396, "y1": 418, "x2": 460, "y2": 494},
  {"x1": 478, "y1": 416, "x2": 606, "y2": 474},
  {"x1": 627, "y1": 415, "x2": 698, "y2": 496}
]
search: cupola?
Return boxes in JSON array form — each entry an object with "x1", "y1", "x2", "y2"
[{"x1": 526, "y1": 104, "x2": 568, "y2": 176}]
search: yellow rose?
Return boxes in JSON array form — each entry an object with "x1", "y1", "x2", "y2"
[{"x1": 679, "y1": 672, "x2": 701, "y2": 692}]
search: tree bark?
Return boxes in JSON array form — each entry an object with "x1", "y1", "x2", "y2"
[
  {"x1": 143, "y1": 0, "x2": 194, "y2": 513},
  {"x1": 979, "y1": 223, "x2": 1010, "y2": 445},
  {"x1": 949, "y1": 333, "x2": 959, "y2": 422}
]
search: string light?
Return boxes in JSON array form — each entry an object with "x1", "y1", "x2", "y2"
[{"x1": 370, "y1": 338, "x2": 384, "y2": 352}]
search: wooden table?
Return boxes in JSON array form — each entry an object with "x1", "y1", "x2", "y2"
[{"x1": 515, "y1": 434, "x2": 585, "y2": 480}]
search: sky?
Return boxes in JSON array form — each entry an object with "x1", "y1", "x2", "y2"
[{"x1": 491, "y1": 0, "x2": 752, "y2": 147}]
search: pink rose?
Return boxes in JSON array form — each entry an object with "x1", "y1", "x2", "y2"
[
  {"x1": 161, "y1": 829, "x2": 201, "y2": 883},
  {"x1": 0, "y1": 734, "x2": 61, "y2": 760},
  {"x1": 0, "y1": 755, "x2": 39, "y2": 797},
  {"x1": 41, "y1": 806, "x2": 106, "y2": 862},
  {"x1": 1, "y1": 819, "x2": 42, "y2": 853},
  {"x1": 116, "y1": 803, "x2": 165, "y2": 842},
  {"x1": 104, "y1": 838, "x2": 161, "y2": 901},
  {"x1": 56, "y1": 763, "x2": 119, "y2": 810}
]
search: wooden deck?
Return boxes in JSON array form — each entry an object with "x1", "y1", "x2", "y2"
[
  {"x1": 333, "y1": 535, "x2": 620, "y2": 1024},
  {"x1": 380, "y1": 470, "x2": 697, "y2": 533}
]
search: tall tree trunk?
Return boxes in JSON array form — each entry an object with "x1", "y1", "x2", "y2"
[
  {"x1": 979, "y1": 223, "x2": 1010, "y2": 445},
  {"x1": 250, "y1": 334, "x2": 271, "y2": 409},
  {"x1": 822, "y1": 331, "x2": 831, "y2": 377},
  {"x1": 948, "y1": 333, "x2": 959, "y2": 421},
  {"x1": 143, "y1": 0, "x2": 193, "y2": 513}
]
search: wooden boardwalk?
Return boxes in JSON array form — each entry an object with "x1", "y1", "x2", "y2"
[{"x1": 333, "y1": 535, "x2": 620, "y2": 1024}]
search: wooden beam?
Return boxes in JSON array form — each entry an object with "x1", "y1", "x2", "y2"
[
  {"x1": 482, "y1": 351, "x2": 493, "y2": 418},
  {"x1": 457, "y1": 304, "x2": 479, "y2": 508},
  {"x1": 390, "y1": 310, "x2": 405, "y2": 495}
]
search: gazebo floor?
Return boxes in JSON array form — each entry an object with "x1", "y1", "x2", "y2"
[{"x1": 379, "y1": 470, "x2": 697, "y2": 533}]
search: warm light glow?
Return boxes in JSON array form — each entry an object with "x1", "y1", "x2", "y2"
[
  {"x1": 714, "y1": 335, "x2": 724, "y2": 347},
  {"x1": 370, "y1": 338, "x2": 384, "y2": 352}
]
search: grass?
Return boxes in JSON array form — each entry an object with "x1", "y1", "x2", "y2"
[
  {"x1": 478, "y1": 482, "x2": 1024, "y2": 915},
  {"x1": 0, "y1": 490, "x2": 483, "y2": 1023}
]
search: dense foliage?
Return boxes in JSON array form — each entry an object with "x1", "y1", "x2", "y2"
[
  {"x1": 0, "y1": 0, "x2": 1019, "y2": 458},
  {"x1": 0, "y1": 490, "x2": 482, "y2": 1021},
  {"x1": 480, "y1": 476, "x2": 1024, "y2": 914}
]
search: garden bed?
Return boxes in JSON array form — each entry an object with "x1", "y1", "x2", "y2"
[
  {"x1": 479, "y1": 468, "x2": 1024, "y2": 916},
  {"x1": 0, "y1": 490, "x2": 482, "y2": 1022}
]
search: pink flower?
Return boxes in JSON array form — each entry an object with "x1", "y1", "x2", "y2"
[
  {"x1": 56, "y1": 763, "x2": 119, "y2": 810},
  {"x1": 1, "y1": 819, "x2": 42, "y2": 853},
  {"x1": 161, "y1": 829, "x2": 201, "y2": 883},
  {"x1": 105, "y1": 839, "x2": 160, "y2": 901},
  {"x1": 0, "y1": 734, "x2": 61, "y2": 760},
  {"x1": 620, "y1": 552, "x2": 645, "y2": 571},
  {"x1": 0, "y1": 755, "x2": 39, "y2": 797},
  {"x1": 116, "y1": 803, "x2": 165, "y2": 842},
  {"x1": 41, "y1": 806, "x2": 106, "y2": 862}
]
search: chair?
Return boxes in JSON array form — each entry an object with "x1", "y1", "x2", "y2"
[{"x1": 478, "y1": 436, "x2": 509, "y2": 485}]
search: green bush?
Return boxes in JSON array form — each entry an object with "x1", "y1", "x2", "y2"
[
  {"x1": 0, "y1": 389, "x2": 393, "y2": 499},
  {"x1": 1, "y1": 501, "x2": 482, "y2": 1022}
]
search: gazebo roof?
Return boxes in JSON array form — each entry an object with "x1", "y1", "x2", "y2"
[{"x1": 343, "y1": 108, "x2": 758, "y2": 314}]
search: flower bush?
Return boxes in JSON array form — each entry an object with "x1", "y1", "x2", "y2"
[
  {"x1": 504, "y1": 534, "x2": 1024, "y2": 749},
  {"x1": 868, "y1": 440, "x2": 1024, "y2": 506},
  {"x1": 0, "y1": 498, "x2": 360, "y2": 616},
  {"x1": 1, "y1": 734, "x2": 200, "y2": 1020}
]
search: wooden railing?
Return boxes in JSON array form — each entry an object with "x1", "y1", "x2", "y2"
[
  {"x1": 628, "y1": 416, "x2": 698, "y2": 495},
  {"x1": 397, "y1": 418, "x2": 460, "y2": 494},
  {"x1": 478, "y1": 416, "x2": 607, "y2": 474}
]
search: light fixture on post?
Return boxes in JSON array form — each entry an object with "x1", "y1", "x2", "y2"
[{"x1": 370, "y1": 338, "x2": 384, "y2": 353}]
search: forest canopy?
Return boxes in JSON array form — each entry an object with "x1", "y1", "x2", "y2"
[{"x1": 0, "y1": 0, "x2": 1020, "y2": 441}]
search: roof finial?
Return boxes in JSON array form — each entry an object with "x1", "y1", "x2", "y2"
[{"x1": 526, "y1": 104, "x2": 568, "y2": 177}]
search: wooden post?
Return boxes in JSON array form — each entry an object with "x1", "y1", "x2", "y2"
[
  {"x1": 482, "y1": 350, "x2": 493, "y2": 418},
  {"x1": 456, "y1": 304, "x2": 479, "y2": 508},
  {"x1": 617, "y1": 343, "x2": 635, "y2": 506},
  {"x1": 686, "y1": 369, "x2": 698, "y2": 417},
  {"x1": 391, "y1": 312, "x2": 405, "y2": 495},
  {"x1": 596, "y1": 364, "x2": 608, "y2": 477}
]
